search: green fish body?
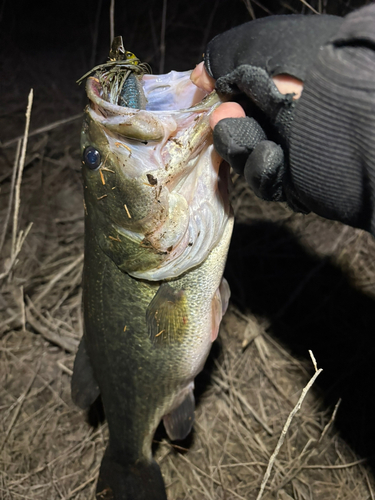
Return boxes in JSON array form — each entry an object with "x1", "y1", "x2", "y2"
[{"x1": 72, "y1": 63, "x2": 234, "y2": 500}]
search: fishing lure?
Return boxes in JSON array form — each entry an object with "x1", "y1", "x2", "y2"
[{"x1": 77, "y1": 36, "x2": 151, "y2": 109}]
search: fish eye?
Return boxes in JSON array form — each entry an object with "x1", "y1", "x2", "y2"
[{"x1": 83, "y1": 146, "x2": 101, "y2": 170}]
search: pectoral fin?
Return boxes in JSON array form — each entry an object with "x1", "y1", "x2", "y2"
[
  {"x1": 219, "y1": 277, "x2": 231, "y2": 315},
  {"x1": 211, "y1": 277, "x2": 231, "y2": 342},
  {"x1": 163, "y1": 389, "x2": 195, "y2": 441},
  {"x1": 146, "y1": 283, "x2": 188, "y2": 346},
  {"x1": 71, "y1": 337, "x2": 100, "y2": 409}
]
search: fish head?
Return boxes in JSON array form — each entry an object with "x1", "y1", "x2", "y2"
[{"x1": 82, "y1": 71, "x2": 233, "y2": 279}]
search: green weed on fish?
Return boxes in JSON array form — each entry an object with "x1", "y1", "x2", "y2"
[{"x1": 77, "y1": 36, "x2": 150, "y2": 109}]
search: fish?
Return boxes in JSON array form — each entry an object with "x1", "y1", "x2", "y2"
[{"x1": 72, "y1": 38, "x2": 234, "y2": 500}]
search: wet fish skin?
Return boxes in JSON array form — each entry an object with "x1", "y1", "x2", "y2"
[{"x1": 72, "y1": 69, "x2": 234, "y2": 499}]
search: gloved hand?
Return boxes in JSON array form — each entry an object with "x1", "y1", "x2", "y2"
[
  {"x1": 202, "y1": 7, "x2": 375, "y2": 233},
  {"x1": 204, "y1": 14, "x2": 343, "y2": 212}
]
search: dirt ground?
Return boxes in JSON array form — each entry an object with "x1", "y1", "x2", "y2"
[{"x1": 2, "y1": 1, "x2": 375, "y2": 499}]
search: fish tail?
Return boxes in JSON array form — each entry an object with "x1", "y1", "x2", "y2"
[{"x1": 96, "y1": 447, "x2": 167, "y2": 500}]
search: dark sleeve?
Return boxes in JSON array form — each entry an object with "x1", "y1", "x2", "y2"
[{"x1": 290, "y1": 4, "x2": 375, "y2": 234}]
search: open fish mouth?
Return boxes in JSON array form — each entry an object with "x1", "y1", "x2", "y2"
[
  {"x1": 82, "y1": 69, "x2": 233, "y2": 281},
  {"x1": 86, "y1": 70, "x2": 219, "y2": 141}
]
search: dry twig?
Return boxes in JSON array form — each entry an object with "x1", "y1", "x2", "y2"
[{"x1": 256, "y1": 354, "x2": 323, "y2": 500}]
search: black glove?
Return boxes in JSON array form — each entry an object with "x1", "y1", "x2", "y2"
[
  {"x1": 205, "y1": 6, "x2": 375, "y2": 233},
  {"x1": 205, "y1": 15, "x2": 342, "y2": 211}
]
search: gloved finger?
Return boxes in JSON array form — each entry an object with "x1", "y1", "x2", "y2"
[
  {"x1": 216, "y1": 64, "x2": 298, "y2": 140},
  {"x1": 213, "y1": 117, "x2": 266, "y2": 174},
  {"x1": 215, "y1": 64, "x2": 294, "y2": 120},
  {"x1": 205, "y1": 15, "x2": 343, "y2": 83},
  {"x1": 192, "y1": 60, "x2": 304, "y2": 99},
  {"x1": 244, "y1": 141, "x2": 310, "y2": 213},
  {"x1": 244, "y1": 140, "x2": 285, "y2": 201}
]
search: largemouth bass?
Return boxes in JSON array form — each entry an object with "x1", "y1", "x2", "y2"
[{"x1": 72, "y1": 39, "x2": 234, "y2": 500}]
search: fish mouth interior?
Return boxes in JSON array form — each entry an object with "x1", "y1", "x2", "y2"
[
  {"x1": 142, "y1": 71, "x2": 210, "y2": 111},
  {"x1": 88, "y1": 71, "x2": 210, "y2": 113}
]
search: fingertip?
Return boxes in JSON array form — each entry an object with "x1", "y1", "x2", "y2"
[
  {"x1": 210, "y1": 102, "x2": 246, "y2": 129},
  {"x1": 272, "y1": 75, "x2": 303, "y2": 100},
  {"x1": 191, "y1": 62, "x2": 216, "y2": 92}
]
